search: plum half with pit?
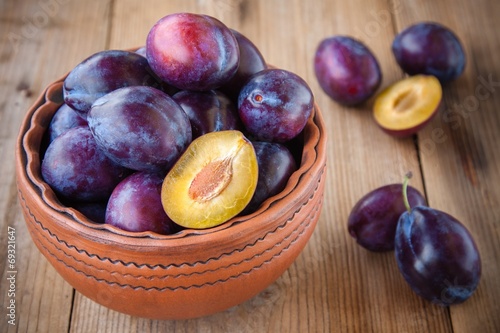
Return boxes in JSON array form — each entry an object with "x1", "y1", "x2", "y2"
[
  {"x1": 41, "y1": 126, "x2": 130, "y2": 202},
  {"x1": 373, "y1": 75, "x2": 442, "y2": 137},
  {"x1": 146, "y1": 12, "x2": 239, "y2": 91},
  {"x1": 238, "y1": 69, "x2": 314, "y2": 143},
  {"x1": 88, "y1": 86, "x2": 192, "y2": 173},
  {"x1": 63, "y1": 50, "x2": 161, "y2": 118},
  {"x1": 314, "y1": 36, "x2": 382, "y2": 106},
  {"x1": 172, "y1": 90, "x2": 242, "y2": 139},
  {"x1": 392, "y1": 22, "x2": 466, "y2": 83},
  {"x1": 161, "y1": 130, "x2": 258, "y2": 229},
  {"x1": 106, "y1": 172, "x2": 180, "y2": 235}
]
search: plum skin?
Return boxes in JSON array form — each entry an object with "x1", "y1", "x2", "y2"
[
  {"x1": 172, "y1": 90, "x2": 242, "y2": 139},
  {"x1": 219, "y1": 29, "x2": 267, "y2": 101},
  {"x1": 314, "y1": 36, "x2": 382, "y2": 106},
  {"x1": 47, "y1": 103, "x2": 87, "y2": 143},
  {"x1": 348, "y1": 184, "x2": 427, "y2": 252},
  {"x1": 241, "y1": 142, "x2": 297, "y2": 215},
  {"x1": 106, "y1": 172, "x2": 180, "y2": 234},
  {"x1": 238, "y1": 69, "x2": 314, "y2": 143},
  {"x1": 88, "y1": 86, "x2": 192, "y2": 173},
  {"x1": 146, "y1": 13, "x2": 239, "y2": 91},
  {"x1": 41, "y1": 126, "x2": 130, "y2": 202},
  {"x1": 392, "y1": 22, "x2": 466, "y2": 83},
  {"x1": 395, "y1": 206, "x2": 481, "y2": 305},
  {"x1": 63, "y1": 50, "x2": 160, "y2": 117}
]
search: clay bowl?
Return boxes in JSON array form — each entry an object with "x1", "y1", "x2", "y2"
[{"x1": 15, "y1": 71, "x2": 327, "y2": 320}]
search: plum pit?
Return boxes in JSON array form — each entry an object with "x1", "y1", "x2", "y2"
[{"x1": 189, "y1": 157, "x2": 233, "y2": 202}]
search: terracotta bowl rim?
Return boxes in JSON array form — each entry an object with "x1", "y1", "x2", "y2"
[{"x1": 16, "y1": 58, "x2": 327, "y2": 247}]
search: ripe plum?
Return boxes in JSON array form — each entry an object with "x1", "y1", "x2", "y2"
[
  {"x1": 41, "y1": 126, "x2": 130, "y2": 202},
  {"x1": 146, "y1": 13, "x2": 239, "y2": 91},
  {"x1": 172, "y1": 90, "x2": 242, "y2": 139},
  {"x1": 395, "y1": 206, "x2": 481, "y2": 305},
  {"x1": 219, "y1": 29, "x2": 267, "y2": 101},
  {"x1": 88, "y1": 86, "x2": 192, "y2": 173},
  {"x1": 392, "y1": 22, "x2": 466, "y2": 82},
  {"x1": 242, "y1": 142, "x2": 297, "y2": 215},
  {"x1": 63, "y1": 50, "x2": 160, "y2": 117},
  {"x1": 238, "y1": 69, "x2": 313, "y2": 143},
  {"x1": 47, "y1": 103, "x2": 88, "y2": 143},
  {"x1": 106, "y1": 172, "x2": 180, "y2": 234},
  {"x1": 348, "y1": 183, "x2": 426, "y2": 251},
  {"x1": 314, "y1": 36, "x2": 382, "y2": 106}
]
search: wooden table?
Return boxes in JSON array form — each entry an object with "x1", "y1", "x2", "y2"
[{"x1": 1, "y1": 0, "x2": 499, "y2": 332}]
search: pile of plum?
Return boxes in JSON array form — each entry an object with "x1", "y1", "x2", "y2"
[
  {"x1": 314, "y1": 22, "x2": 466, "y2": 137},
  {"x1": 347, "y1": 174, "x2": 481, "y2": 306},
  {"x1": 41, "y1": 13, "x2": 314, "y2": 234},
  {"x1": 314, "y1": 23, "x2": 479, "y2": 306}
]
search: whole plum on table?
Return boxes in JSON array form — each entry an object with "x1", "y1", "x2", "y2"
[
  {"x1": 146, "y1": 12, "x2": 239, "y2": 91},
  {"x1": 392, "y1": 22, "x2": 466, "y2": 82},
  {"x1": 238, "y1": 69, "x2": 314, "y2": 143},
  {"x1": 395, "y1": 206, "x2": 481, "y2": 305},
  {"x1": 172, "y1": 90, "x2": 242, "y2": 139},
  {"x1": 348, "y1": 183, "x2": 427, "y2": 252},
  {"x1": 87, "y1": 86, "x2": 192, "y2": 173},
  {"x1": 63, "y1": 50, "x2": 161, "y2": 117},
  {"x1": 106, "y1": 172, "x2": 180, "y2": 234},
  {"x1": 41, "y1": 126, "x2": 130, "y2": 202},
  {"x1": 314, "y1": 36, "x2": 382, "y2": 106}
]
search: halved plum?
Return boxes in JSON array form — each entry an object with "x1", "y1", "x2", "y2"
[
  {"x1": 161, "y1": 131, "x2": 258, "y2": 229},
  {"x1": 373, "y1": 75, "x2": 442, "y2": 137}
]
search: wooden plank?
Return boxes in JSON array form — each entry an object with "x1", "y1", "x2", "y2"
[
  {"x1": 2, "y1": 0, "x2": 497, "y2": 332},
  {"x1": 292, "y1": 1, "x2": 450, "y2": 331},
  {"x1": 0, "y1": 0, "x2": 112, "y2": 332},
  {"x1": 67, "y1": 0, "x2": 450, "y2": 332},
  {"x1": 392, "y1": 0, "x2": 500, "y2": 332}
]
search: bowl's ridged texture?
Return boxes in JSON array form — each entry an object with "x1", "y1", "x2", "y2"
[{"x1": 16, "y1": 73, "x2": 327, "y2": 320}]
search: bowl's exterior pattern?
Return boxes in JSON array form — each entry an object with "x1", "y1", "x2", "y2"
[{"x1": 16, "y1": 75, "x2": 327, "y2": 320}]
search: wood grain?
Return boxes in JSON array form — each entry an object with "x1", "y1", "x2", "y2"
[
  {"x1": 0, "y1": 1, "x2": 111, "y2": 332},
  {"x1": 392, "y1": 1, "x2": 500, "y2": 332},
  {"x1": 1, "y1": 0, "x2": 499, "y2": 332}
]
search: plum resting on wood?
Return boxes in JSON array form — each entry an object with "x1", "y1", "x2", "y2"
[
  {"x1": 314, "y1": 36, "x2": 382, "y2": 106},
  {"x1": 392, "y1": 22, "x2": 466, "y2": 83}
]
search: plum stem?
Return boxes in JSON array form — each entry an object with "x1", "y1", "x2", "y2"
[{"x1": 403, "y1": 172, "x2": 413, "y2": 212}]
